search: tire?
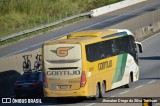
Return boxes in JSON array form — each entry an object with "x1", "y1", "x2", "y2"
[
  {"x1": 100, "y1": 82, "x2": 106, "y2": 98},
  {"x1": 125, "y1": 74, "x2": 131, "y2": 88},
  {"x1": 92, "y1": 84, "x2": 100, "y2": 100}
]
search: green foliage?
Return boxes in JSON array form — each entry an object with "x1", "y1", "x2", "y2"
[{"x1": 0, "y1": 0, "x2": 121, "y2": 38}]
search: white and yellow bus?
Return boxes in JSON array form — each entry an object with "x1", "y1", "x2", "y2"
[{"x1": 42, "y1": 29, "x2": 142, "y2": 98}]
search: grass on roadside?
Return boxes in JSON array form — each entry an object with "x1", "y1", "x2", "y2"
[
  {"x1": 0, "y1": 16, "x2": 88, "y2": 46},
  {"x1": 0, "y1": 0, "x2": 122, "y2": 45}
]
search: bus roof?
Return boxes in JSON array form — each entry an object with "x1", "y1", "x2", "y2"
[
  {"x1": 68, "y1": 29, "x2": 117, "y2": 38},
  {"x1": 44, "y1": 29, "x2": 133, "y2": 45}
]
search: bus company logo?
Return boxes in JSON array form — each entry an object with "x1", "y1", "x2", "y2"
[{"x1": 51, "y1": 47, "x2": 73, "y2": 57}]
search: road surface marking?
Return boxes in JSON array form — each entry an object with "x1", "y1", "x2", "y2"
[
  {"x1": 119, "y1": 90, "x2": 129, "y2": 95},
  {"x1": 1, "y1": 1, "x2": 158, "y2": 59},
  {"x1": 141, "y1": 32, "x2": 160, "y2": 43},
  {"x1": 134, "y1": 85, "x2": 144, "y2": 89},
  {"x1": 111, "y1": 96, "x2": 115, "y2": 97},
  {"x1": 2, "y1": 47, "x2": 29, "y2": 58},
  {"x1": 148, "y1": 80, "x2": 156, "y2": 84},
  {"x1": 86, "y1": 103, "x2": 96, "y2": 106},
  {"x1": 29, "y1": 42, "x2": 44, "y2": 48}
]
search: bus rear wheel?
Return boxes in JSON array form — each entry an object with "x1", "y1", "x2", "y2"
[
  {"x1": 100, "y1": 82, "x2": 105, "y2": 98},
  {"x1": 92, "y1": 84, "x2": 100, "y2": 100}
]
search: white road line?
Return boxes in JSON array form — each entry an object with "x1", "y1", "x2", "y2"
[
  {"x1": 1, "y1": 36, "x2": 66, "y2": 58},
  {"x1": 141, "y1": 32, "x2": 160, "y2": 43},
  {"x1": 2, "y1": 47, "x2": 29, "y2": 58},
  {"x1": 134, "y1": 85, "x2": 144, "y2": 89},
  {"x1": 1, "y1": 36, "x2": 60, "y2": 58},
  {"x1": 119, "y1": 90, "x2": 129, "y2": 95},
  {"x1": 29, "y1": 42, "x2": 44, "y2": 48},
  {"x1": 111, "y1": 96, "x2": 115, "y2": 97},
  {"x1": 1, "y1": 1, "x2": 159, "y2": 58},
  {"x1": 148, "y1": 80, "x2": 156, "y2": 84},
  {"x1": 85, "y1": 103, "x2": 96, "y2": 106}
]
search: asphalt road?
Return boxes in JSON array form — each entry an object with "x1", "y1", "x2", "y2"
[
  {"x1": 44, "y1": 32, "x2": 160, "y2": 106},
  {"x1": 1, "y1": 0, "x2": 160, "y2": 58}
]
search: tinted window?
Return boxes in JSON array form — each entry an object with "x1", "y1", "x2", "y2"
[
  {"x1": 117, "y1": 36, "x2": 130, "y2": 54},
  {"x1": 86, "y1": 42, "x2": 100, "y2": 62},
  {"x1": 100, "y1": 40, "x2": 114, "y2": 59},
  {"x1": 86, "y1": 40, "x2": 114, "y2": 62},
  {"x1": 86, "y1": 35, "x2": 137, "y2": 62},
  {"x1": 113, "y1": 36, "x2": 136, "y2": 54}
]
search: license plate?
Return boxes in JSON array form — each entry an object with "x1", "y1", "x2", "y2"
[{"x1": 60, "y1": 85, "x2": 68, "y2": 89}]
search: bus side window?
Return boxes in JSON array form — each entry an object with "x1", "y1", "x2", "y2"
[
  {"x1": 86, "y1": 46, "x2": 91, "y2": 61},
  {"x1": 112, "y1": 39, "x2": 119, "y2": 55},
  {"x1": 117, "y1": 36, "x2": 131, "y2": 54},
  {"x1": 123, "y1": 36, "x2": 131, "y2": 53},
  {"x1": 86, "y1": 42, "x2": 100, "y2": 62},
  {"x1": 103, "y1": 40, "x2": 113, "y2": 58},
  {"x1": 114, "y1": 38, "x2": 121, "y2": 55},
  {"x1": 118, "y1": 38, "x2": 124, "y2": 54},
  {"x1": 100, "y1": 42, "x2": 105, "y2": 59}
]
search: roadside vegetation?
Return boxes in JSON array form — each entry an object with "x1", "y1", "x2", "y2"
[{"x1": 0, "y1": 0, "x2": 121, "y2": 42}]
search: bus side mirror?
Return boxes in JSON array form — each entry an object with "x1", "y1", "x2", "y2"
[{"x1": 135, "y1": 42, "x2": 143, "y2": 53}]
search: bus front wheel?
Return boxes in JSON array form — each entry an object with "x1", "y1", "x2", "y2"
[{"x1": 125, "y1": 73, "x2": 132, "y2": 88}]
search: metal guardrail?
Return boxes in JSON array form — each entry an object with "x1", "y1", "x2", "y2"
[{"x1": 0, "y1": 11, "x2": 92, "y2": 42}]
